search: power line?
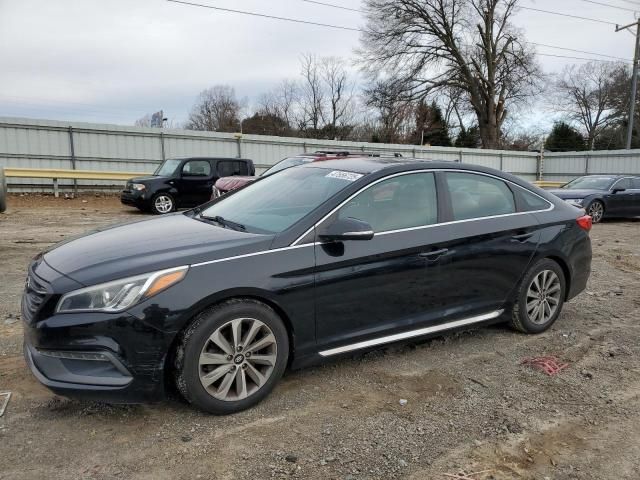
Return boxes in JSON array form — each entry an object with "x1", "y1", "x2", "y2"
[
  {"x1": 529, "y1": 42, "x2": 631, "y2": 61},
  {"x1": 166, "y1": 0, "x2": 360, "y2": 31},
  {"x1": 299, "y1": 1, "x2": 625, "y2": 26},
  {"x1": 537, "y1": 52, "x2": 631, "y2": 62},
  {"x1": 519, "y1": 6, "x2": 621, "y2": 25},
  {"x1": 167, "y1": 0, "x2": 631, "y2": 63},
  {"x1": 299, "y1": 0, "x2": 361, "y2": 13},
  {"x1": 575, "y1": 0, "x2": 639, "y2": 12}
]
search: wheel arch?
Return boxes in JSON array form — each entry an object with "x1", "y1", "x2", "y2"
[
  {"x1": 545, "y1": 255, "x2": 572, "y2": 301},
  {"x1": 163, "y1": 289, "x2": 297, "y2": 388}
]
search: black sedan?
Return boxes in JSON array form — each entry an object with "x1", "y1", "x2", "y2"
[
  {"x1": 23, "y1": 158, "x2": 592, "y2": 414},
  {"x1": 548, "y1": 175, "x2": 640, "y2": 223}
]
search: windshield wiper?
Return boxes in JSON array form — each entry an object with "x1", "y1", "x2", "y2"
[{"x1": 201, "y1": 215, "x2": 246, "y2": 231}]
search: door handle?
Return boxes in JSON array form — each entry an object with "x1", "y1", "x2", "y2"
[
  {"x1": 419, "y1": 248, "x2": 449, "y2": 261},
  {"x1": 512, "y1": 232, "x2": 534, "y2": 242}
]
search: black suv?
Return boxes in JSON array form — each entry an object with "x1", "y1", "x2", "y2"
[{"x1": 121, "y1": 157, "x2": 255, "y2": 214}]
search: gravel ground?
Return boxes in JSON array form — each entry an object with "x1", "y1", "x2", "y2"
[{"x1": 1, "y1": 194, "x2": 639, "y2": 480}]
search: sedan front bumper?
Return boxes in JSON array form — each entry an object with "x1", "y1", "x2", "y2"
[{"x1": 22, "y1": 309, "x2": 171, "y2": 403}]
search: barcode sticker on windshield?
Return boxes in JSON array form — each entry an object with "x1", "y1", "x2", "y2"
[{"x1": 326, "y1": 170, "x2": 363, "y2": 182}]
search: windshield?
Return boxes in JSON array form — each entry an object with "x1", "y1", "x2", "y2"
[
  {"x1": 261, "y1": 157, "x2": 314, "y2": 176},
  {"x1": 154, "y1": 159, "x2": 182, "y2": 176},
  {"x1": 200, "y1": 167, "x2": 363, "y2": 234},
  {"x1": 562, "y1": 176, "x2": 615, "y2": 191}
]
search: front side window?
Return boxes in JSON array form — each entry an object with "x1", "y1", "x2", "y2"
[
  {"x1": 182, "y1": 160, "x2": 211, "y2": 177},
  {"x1": 200, "y1": 167, "x2": 360, "y2": 234},
  {"x1": 562, "y1": 176, "x2": 615, "y2": 191},
  {"x1": 337, "y1": 172, "x2": 437, "y2": 232},
  {"x1": 445, "y1": 172, "x2": 515, "y2": 221},
  {"x1": 154, "y1": 159, "x2": 182, "y2": 176}
]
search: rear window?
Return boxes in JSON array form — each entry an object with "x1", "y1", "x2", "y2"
[
  {"x1": 218, "y1": 160, "x2": 249, "y2": 177},
  {"x1": 445, "y1": 172, "x2": 516, "y2": 221}
]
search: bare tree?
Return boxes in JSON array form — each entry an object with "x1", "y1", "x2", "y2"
[
  {"x1": 359, "y1": 0, "x2": 542, "y2": 149},
  {"x1": 185, "y1": 85, "x2": 241, "y2": 132},
  {"x1": 552, "y1": 62, "x2": 627, "y2": 150},
  {"x1": 258, "y1": 80, "x2": 299, "y2": 133},
  {"x1": 134, "y1": 114, "x2": 152, "y2": 127},
  {"x1": 365, "y1": 80, "x2": 415, "y2": 143},
  {"x1": 321, "y1": 57, "x2": 355, "y2": 139},
  {"x1": 298, "y1": 54, "x2": 325, "y2": 134}
]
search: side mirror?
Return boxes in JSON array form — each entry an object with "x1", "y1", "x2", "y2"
[
  {"x1": 612, "y1": 188, "x2": 626, "y2": 194},
  {"x1": 319, "y1": 217, "x2": 374, "y2": 242}
]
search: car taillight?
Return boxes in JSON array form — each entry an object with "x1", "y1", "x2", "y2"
[{"x1": 576, "y1": 215, "x2": 592, "y2": 232}]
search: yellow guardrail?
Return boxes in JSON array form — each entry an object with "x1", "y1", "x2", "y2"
[
  {"x1": 2, "y1": 167, "x2": 150, "y2": 199},
  {"x1": 533, "y1": 180, "x2": 564, "y2": 188},
  {"x1": 4, "y1": 167, "x2": 146, "y2": 182}
]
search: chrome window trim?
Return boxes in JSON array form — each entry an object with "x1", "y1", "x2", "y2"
[
  {"x1": 291, "y1": 169, "x2": 554, "y2": 246},
  {"x1": 318, "y1": 309, "x2": 504, "y2": 357},
  {"x1": 190, "y1": 169, "x2": 554, "y2": 269}
]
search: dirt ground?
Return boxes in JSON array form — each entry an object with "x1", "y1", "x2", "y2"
[{"x1": 1, "y1": 194, "x2": 639, "y2": 480}]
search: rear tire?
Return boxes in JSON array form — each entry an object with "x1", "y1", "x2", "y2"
[
  {"x1": 510, "y1": 258, "x2": 566, "y2": 334},
  {"x1": 174, "y1": 299, "x2": 289, "y2": 415},
  {"x1": 586, "y1": 200, "x2": 604, "y2": 223}
]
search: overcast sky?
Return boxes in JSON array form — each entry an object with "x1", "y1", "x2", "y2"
[{"x1": 0, "y1": 0, "x2": 637, "y2": 129}]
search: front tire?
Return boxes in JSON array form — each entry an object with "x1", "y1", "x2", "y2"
[
  {"x1": 175, "y1": 299, "x2": 289, "y2": 415},
  {"x1": 586, "y1": 200, "x2": 604, "y2": 223},
  {"x1": 151, "y1": 193, "x2": 175, "y2": 215},
  {"x1": 510, "y1": 259, "x2": 566, "y2": 334}
]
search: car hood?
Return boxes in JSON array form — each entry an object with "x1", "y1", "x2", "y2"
[
  {"x1": 547, "y1": 189, "x2": 602, "y2": 199},
  {"x1": 43, "y1": 213, "x2": 273, "y2": 287},
  {"x1": 127, "y1": 175, "x2": 167, "y2": 183},
  {"x1": 215, "y1": 176, "x2": 256, "y2": 192}
]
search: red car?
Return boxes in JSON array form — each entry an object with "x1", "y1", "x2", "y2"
[{"x1": 212, "y1": 151, "x2": 399, "y2": 198}]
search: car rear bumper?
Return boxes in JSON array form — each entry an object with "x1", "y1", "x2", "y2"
[{"x1": 567, "y1": 233, "x2": 592, "y2": 301}]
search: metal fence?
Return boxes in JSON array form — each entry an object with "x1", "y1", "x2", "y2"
[{"x1": 1, "y1": 117, "x2": 639, "y2": 192}]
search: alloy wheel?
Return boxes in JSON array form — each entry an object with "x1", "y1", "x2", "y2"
[
  {"x1": 154, "y1": 195, "x2": 173, "y2": 214},
  {"x1": 587, "y1": 202, "x2": 604, "y2": 223},
  {"x1": 198, "y1": 317, "x2": 277, "y2": 401},
  {"x1": 526, "y1": 270, "x2": 561, "y2": 325}
]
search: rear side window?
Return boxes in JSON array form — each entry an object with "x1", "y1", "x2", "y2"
[
  {"x1": 516, "y1": 187, "x2": 552, "y2": 212},
  {"x1": 182, "y1": 160, "x2": 211, "y2": 177},
  {"x1": 632, "y1": 178, "x2": 640, "y2": 189},
  {"x1": 218, "y1": 160, "x2": 249, "y2": 177},
  {"x1": 445, "y1": 172, "x2": 515, "y2": 221},
  {"x1": 613, "y1": 178, "x2": 633, "y2": 190},
  {"x1": 338, "y1": 172, "x2": 437, "y2": 232}
]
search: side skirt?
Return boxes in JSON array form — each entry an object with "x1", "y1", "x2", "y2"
[{"x1": 317, "y1": 310, "x2": 504, "y2": 357}]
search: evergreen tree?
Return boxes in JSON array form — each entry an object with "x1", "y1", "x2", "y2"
[
  {"x1": 455, "y1": 126, "x2": 481, "y2": 148},
  {"x1": 545, "y1": 122, "x2": 586, "y2": 152},
  {"x1": 414, "y1": 101, "x2": 452, "y2": 146}
]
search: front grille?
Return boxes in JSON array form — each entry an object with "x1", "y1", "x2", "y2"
[{"x1": 21, "y1": 273, "x2": 50, "y2": 324}]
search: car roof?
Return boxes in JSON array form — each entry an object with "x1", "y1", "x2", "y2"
[
  {"x1": 299, "y1": 156, "x2": 425, "y2": 174},
  {"x1": 168, "y1": 157, "x2": 253, "y2": 162}
]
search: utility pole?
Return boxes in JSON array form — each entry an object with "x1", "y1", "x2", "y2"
[{"x1": 616, "y1": 19, "x2": 640, "y2": 149}]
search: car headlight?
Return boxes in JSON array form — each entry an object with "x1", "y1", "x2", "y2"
[
  {"x1": 564, "y1": 198, "x2": 583, "y2": 207},
  {"x1": 131, "y1": 183, "x2": 146, "y2": 191},
  {"x1": 56, "y1": 266, "x2": 188, "y2": 313}
]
